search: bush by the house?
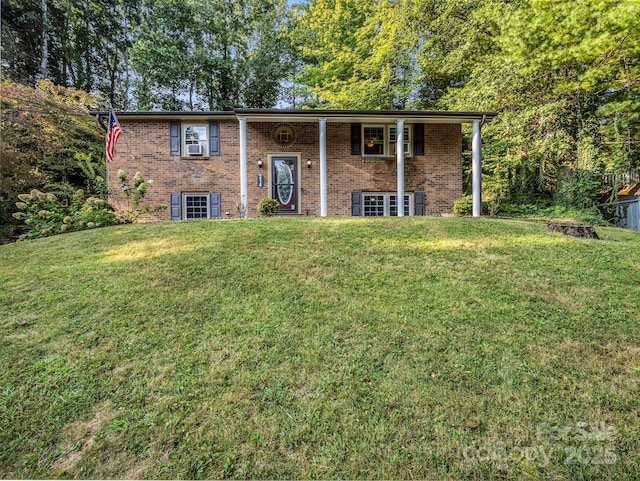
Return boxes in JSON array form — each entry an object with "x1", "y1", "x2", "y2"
[
  {"x1": 13, "y1": 189, "x2": 119, "y2": 240},
  {"x1": 117, "y1": 170, "x2": 166, "y2": 223},
  {"x1": 258, "y1": 198, "x2": 280, "y2": 217},
  {"x1": 453, "y1": 195, "x2": 473, "y2": 216},
  {"x1": 13, "y1": 170, "x2": 165, "y2": 240}
]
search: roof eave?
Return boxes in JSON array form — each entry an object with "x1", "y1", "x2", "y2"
[
  {"x1": 234, "y1": 109, "x2": 497, "y2": 123},
  {"x1": 89, "y1": 111, "x2": 237, "y2": 120},
  {"x1": 89, "y1": 109, "x2": 498, "y2": 124}
]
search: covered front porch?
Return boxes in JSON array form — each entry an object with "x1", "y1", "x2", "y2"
[{"x1": 235, "y1": 109, "x2": 494, "y2": 218}]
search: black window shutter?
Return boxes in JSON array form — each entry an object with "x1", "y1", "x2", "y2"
[
  {"x1": 414, "y1": 124, "x2": 424, "y2": 156},
  {"x1": 170, "y1": 122, "x2": 180, "y2": 156},
  {"x1": 351, "y1": 123, "x2": 361, "y2": 155},
  {"x1": 352, "y1": 191, "x2": 362, "y2": 216},
  {"x1": 170, "y1": 193, "x2": 181, "y2": 220},
  {"x1": 415, "y1": 192, "x2": 425, "y2": 216},
  {"x1": 209, "y1": 121, "x2": 220, "y2": 156},
  {"x1": 209, "y1": 192, "x2": 221, "y2": 218}
]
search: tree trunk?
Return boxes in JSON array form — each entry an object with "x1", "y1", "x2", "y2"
[{"x1": 40, "y1": 0, "x2": 48, "y2": 78}]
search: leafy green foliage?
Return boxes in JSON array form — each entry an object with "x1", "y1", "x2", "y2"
[
  {"x1": 452, "y1": 195, "x2": 472, "y2": 216},
  {"x1": 0, "y1": 79, "x2": 105, "y2": 227},
  {"x1": 0, "y1": 0, "x2": 140, "y2": 107},
  {"x1": 116, "y1": 170, "x2": 166, "y2": 223},
  {"x1": 497, "y1": 203, "x2": 608, "y2": 226},
  {"x1": 130, "y1": 0, "x2": 293, "y2": 110},
  {"x1": 2, "y1": 0, "x2": 293, "y2": 111},
  {"x1": 3, "y1": 0, "x2": 639, "y2": 216},
  {"x1": 292, "y1": 0, "x2": 640, "y2": 210},
  {"x1": 555, "y1": 168, "x2": 603, "y2": 210},
  {"x1": 453, "y1": 195, "x2": 491, "y2": 216},
  {"x1": 12, "y1": 189, "x2": 118, "y2": 240},
  {"x1": 434, "y1": 0, "x2": 640, "y2": 206},
  {"x1": 291, "y1": 0, "x2": 419, "y2": 109},
  {"x1": 11, "y1": 170, "x2": 163, "y2": 239},
  {"x1": 257, "y1": 197, "x2": 280, "y2": 217},
  {"x1": 76, "y1": 152, "x2": 109, "y2": 198}
]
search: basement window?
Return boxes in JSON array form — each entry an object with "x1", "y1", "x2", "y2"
[
  {"x1": 183, "y1": 193, "x2": 209, "y2": 219},
  {"x1": 363, "y1": 193, "x2": 413, "y2": 216}
]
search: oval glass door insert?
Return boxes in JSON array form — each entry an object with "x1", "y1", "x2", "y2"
[{"x1": 277, "y1": 164, "x2": 293, "y2": 205}]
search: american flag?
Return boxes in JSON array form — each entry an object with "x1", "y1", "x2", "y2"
[{"x1": 106, "y1": 109, "x2": 122, "y2": 162}]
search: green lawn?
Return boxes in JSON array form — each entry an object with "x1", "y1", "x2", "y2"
[{"x1": 1, "y1": 217, "x2": 639, "y2": 479}]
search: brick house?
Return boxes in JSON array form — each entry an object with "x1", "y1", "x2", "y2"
[{"x1": 92, "y1": 109, "x2": 496, "y2": 220}]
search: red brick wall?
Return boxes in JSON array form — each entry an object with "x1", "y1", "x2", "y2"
[
  {"x1": 107, "y1": 119, "x2": 241, "y2": 221},
  {"x1": 109, "y1": 118, "x2": 462, "y2": 220}
]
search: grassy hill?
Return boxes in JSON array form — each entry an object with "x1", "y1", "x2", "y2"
[{"x1": 1, "y1": 217, "x2": 639, "y2": 479}]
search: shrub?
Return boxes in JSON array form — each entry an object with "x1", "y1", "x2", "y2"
[
  {"x1": 258, "y1": 198, "x2": 280, "y2": 217},
  {"x1": 13, "y1": 169, "x2": 167, "y2": 239},
  {"x1": 453, "y1": 196, "x2": 473, "y2": 216},
  {"x1": 555, "y1": 168, "x2": 602, "y2": 209},
  {"x1": 497, "y1": 202, "x2": 609, "y2": 225},
  {"x1": 117, "y1": 170, "x2": 166, "y2": 223},
  {"x1": 0, "y1": 196, "x2": 14, "y2": 228},
  {"x1": 13, "y1": 189, "x2": 119, "y2": 240}
]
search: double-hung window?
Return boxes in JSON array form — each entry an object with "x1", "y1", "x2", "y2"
[
  {"x1": 183, "y1": 193, "x2": 209, "y2": 219},
  {"x1": 363, "y1": 126, "x2": 385, "y2": 156},
  {"x1": 170, "y1": 121, "x2": 219, "y2": 157},
  {"x1": 389, "y1": 126, "x2": 411, "y2": 155},
  {"x1": 363, "y1": 192, "x2": 413, "y2": 216},
  {"x1": 183, "y1": 124, "x2": 208, "y2": 156},
  {"x1": 362, "y1": 125, "x2": 412, "y2": 157}
]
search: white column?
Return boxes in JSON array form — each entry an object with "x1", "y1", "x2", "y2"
[
  {"x1": 472, "y1": 119, "x2": 482, "y2": 217},
  {"x1": 396, "y1": 118, "x2": 405, "y2": 217},
  {"x1": 319, "y1": 118, "x2": 328, "y2": 217},
  {"x1": 239, "y1": 116, "x2": 248, "y2": 218}
]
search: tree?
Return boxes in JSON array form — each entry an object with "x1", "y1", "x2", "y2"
[
  {"x1": 130, "y1": 0, "x2": 294, "y2": 111},
  {"x1": 1, "y1": 0, "x2": 141, "y2": 109},
  {"x1": 291, "y1": 0, "x2": 420, "y2": 109},
  {"x1": 1, "y1": 0, "x2": 44, "y2": 84},
  {"x1": 414, "y1": 0, "x2": 504, "y2": 109},
  {"x1": 0, "y1": 79, "x2": 105, "y2": 225},
  {"x1": 2, "y1": 0, "x2": 292, "y2": 111},
  {"x1": 416, "y1": 0, "x2": 640, "y2": 206}
]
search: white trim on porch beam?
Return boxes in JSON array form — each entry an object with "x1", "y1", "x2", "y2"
[
  {"x1": 239, "y1": 116, "x2": 248, "y2": 218},
  {"x1": 319, "y1": 118, "x2": 328, "y2": 217},
  {"x1": 396, "y1": 118, "x2": 405, "y2": 217},
  {"x1": 472, "y1": 119, "x2": 482, "y2": 217}
]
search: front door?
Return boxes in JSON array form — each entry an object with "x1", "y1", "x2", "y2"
[{"x1": 272, "y1": 156, "x2": 298, "y2": 213}]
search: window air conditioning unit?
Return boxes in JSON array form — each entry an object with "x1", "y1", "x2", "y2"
[{"x1": 187, "y1": 143, "x2": 203, "y2": 156}]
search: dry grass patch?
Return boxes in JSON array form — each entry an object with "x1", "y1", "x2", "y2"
[{"x1": 52, "y1": 400, "x2": 115, "y2": 475}]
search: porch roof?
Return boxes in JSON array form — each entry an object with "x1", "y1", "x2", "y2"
[
  {"x1": 234, "y1": 109, "x2": 497, "y2": 124},
  {"x1": 90, "y1": 108, "x2": 497, "y2": 124}
]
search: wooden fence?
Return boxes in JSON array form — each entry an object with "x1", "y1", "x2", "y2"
[{"x1": 601, "y1": 171, "x2": 640, "y2": 188}]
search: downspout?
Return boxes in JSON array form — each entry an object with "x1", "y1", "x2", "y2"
[{"x1": 95, "y1": 113, "x2": 108, "y2": 133}]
